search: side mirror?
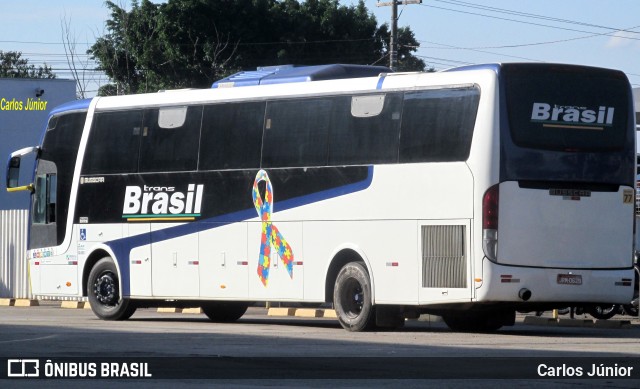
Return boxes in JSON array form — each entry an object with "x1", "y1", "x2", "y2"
[
  {"x1": 7, "y1": 156, "x2": 20, "y2": 188},
  {"x1": 6, "y1": 146, "x2": 38, "y2": 192}
]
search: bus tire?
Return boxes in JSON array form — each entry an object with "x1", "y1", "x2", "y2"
[
  {"x1": 333, "y1": 262, "x2": 375, "y2": 332},
  {"x1": 87, "y1": 257, "x2": 136, "y2": 320},
  {"x1": 586, "y1": 304, "x2": 619, "y2": 320},
  {"x1": 201, "y1": 302, "x2": 248, "y2": 322}
]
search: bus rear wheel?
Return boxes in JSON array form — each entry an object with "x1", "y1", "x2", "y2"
[
  {"x1": 201, "y1": 302, "x2": 248, "y2": 322},
  {"x1": 333, "y1": 262, "x2": 375, "y2": 332},
  {"x1": 87, "y1": 257, "x2": 136, "y2": 320}
]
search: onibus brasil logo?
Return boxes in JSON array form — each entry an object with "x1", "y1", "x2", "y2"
[{"x1": 122, "y1": 184, "x2": 204, "y2": 222}]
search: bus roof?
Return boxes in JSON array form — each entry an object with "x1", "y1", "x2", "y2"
[
  {"x1": 211, "y1": 64, "x2": 391, "y2": 88},
  {"x1": 49, "y1": 98, "x2": 92, "y2": 116}
]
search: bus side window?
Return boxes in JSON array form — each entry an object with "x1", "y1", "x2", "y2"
[
  {"x1": 328, "y1": 93, "x2": 402, "y2": 166},
  {"x1": 399, "y1": 87, "x2": 480, "y2": 163},
  {"x1": 139, "y1": 106, "x2": 202, "y2": 172},
  {"x1": 199, "y1": 102, "x2": 264, "y2": 171},
  {"x1": 82, "y1": 111, "x2": 143, "y2": 175},
  {"x1": 33, "y1": 173, "x2": 56, "y2": 224},
  {"x1": 262, "y1": 98, "x2": 332, "y2": 168}
]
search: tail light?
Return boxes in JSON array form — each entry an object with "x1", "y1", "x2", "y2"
[{"x1": 483, "y1": 184, "x2": 499, "y2": 261}]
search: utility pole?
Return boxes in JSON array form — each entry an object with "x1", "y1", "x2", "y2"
[{"x1": 377, "y1": 1, "x2": 421, "y2": 71}]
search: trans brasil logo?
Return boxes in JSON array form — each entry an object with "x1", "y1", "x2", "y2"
[
  {"x1": 122, "y1": 184, "x2": 203, "y2": 222},
  {"x1": 530, "y1": 102, "x2": 614, "y2": 130}
]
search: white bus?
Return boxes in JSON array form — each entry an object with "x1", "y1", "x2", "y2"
[{"x1": 6, "y1": 63, "x2": 637, "y2": 332}]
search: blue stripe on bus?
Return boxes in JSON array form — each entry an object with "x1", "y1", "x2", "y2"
[{"x1": 106, "y1": 166, "x2": 374, "y2": 296}]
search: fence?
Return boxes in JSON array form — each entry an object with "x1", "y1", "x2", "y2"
[{"x1": 0, "y1": 210, "x2": 30, "y2": 299}]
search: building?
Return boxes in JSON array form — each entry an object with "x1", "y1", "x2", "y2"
[{"x1": 0, "y1": 78, "x2": 76, "y2": 210}]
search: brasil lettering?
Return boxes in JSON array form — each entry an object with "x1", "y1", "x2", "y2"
[
  {"x1": 122, "y1": 184, "x2": 203, "y2": 222},
  {"x1": 530, "y1": 102, "x2": 614, "y2": 130}
]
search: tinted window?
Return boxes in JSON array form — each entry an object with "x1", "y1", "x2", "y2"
[
  {"x1": 504, "y1": 65, "x2": 629, "y2": 152},
  {"x1": 329, "y1": 93, "x2": 402, "y2": 165},
  {"x1": 82, "y1": 110, "x2": 143, "y2": 174},
  {"x1": 38, "y1": 112, "x2": 86, "y2": 245},
  {"x1": 399, "y1": 87, "x2": 479, "y2": 163},
  {"x1": 42, "y1": 112, "x2": 86, "y2": 163},
  {"x1": 139, "y1": 106, "x2": 202, "y2": 172},
  {"x1": 262, "y1": 98, "x2": 332, "y2": 168},
  {"x1": 199, "y1": 102, "x2": 264, "y2": 170}
]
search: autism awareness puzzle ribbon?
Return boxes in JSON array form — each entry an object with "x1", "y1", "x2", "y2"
[{"x1": 252, "y1": 170, "x2": 294, "y2": 286}]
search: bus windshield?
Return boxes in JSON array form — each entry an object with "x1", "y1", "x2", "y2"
[{"x1": 500, "y1": 64, "x2": 635, "y2": 186}]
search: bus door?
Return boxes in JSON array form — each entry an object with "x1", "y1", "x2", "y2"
[
  {"x1": 126, "y1": 224, "x2": 151, "y2": 297},
  {"x1": 30, "y1": 159, "x2": 80, "y2": 295},
  {"x1": 199, "y1": 223, "x2": 249, "y2": 299}
]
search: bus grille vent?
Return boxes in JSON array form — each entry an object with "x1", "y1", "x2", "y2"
[{"x1": 421, "y1": 225, "x2": 467, "y2": 288}]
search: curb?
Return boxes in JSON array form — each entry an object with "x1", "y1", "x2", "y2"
[
  {"x1": 14, "y1": 299, "x2": 39, "y2": 307},
  {"x1": 594, "y1": 319, "x2": 632, "y2": 328},
  {"x1": 0, "y1": 298, "x2": 15, "y2": 306},
  {"x1": 524, "y1": 315, "x2": 632, "y2": 328},
  {"x1": 268, "y1": 307, "x2": 337, "y2": 318},
  {"x1": 155, "y1": 308, "x2": 202, "y2": 314},
  {"x1": 158, "y1": 307, "x2": 183, "y2": 313},
  {"x1": 61, "y1": 301, "x2": 84, "y2": 309},
  {"x1": 416, "y1": 314, "x2": 443, "y2": 323},
  {"x1": 59, "y1": 301, "x2": 93, "y2": 310}
]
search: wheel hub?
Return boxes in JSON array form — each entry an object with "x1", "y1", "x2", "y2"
[
  {"x1": 93, "y1": 273, "x2": 117, "y2": 305},
  {"x1": 342, "y1": 278, "x2": 364, "y2": 317}
]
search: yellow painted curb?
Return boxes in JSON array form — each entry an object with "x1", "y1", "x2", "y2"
[
  {"x1": 322, "y1": 309, "x2": 337, "y2": 318},
  {"x1": 0, "y1": 298, "x2": 15, "y2": 306},
  {"x1": 267, "y1": 307, "x2": 296, "y2": 316},
  {"x1": 84, "y1": 302, "x2": 92, "y2": 310},
  {"x1": 182, "y1": 307, "x2": 203, "y2": 314},
  {"x1": 158, "y1": 307, "x2": 183, "y2": 313},
  {"x1": 295, "y1": 308, "x2": 323, "y2": 318},
  {"x1": 61, "y1": 301, "x2": 85, "y2": 309},
  {"x1": 14, "y1": 299, "x2": 39, "y2": 307}
]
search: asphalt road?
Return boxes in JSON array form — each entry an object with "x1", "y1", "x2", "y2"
[{"x1": 1, "y1": 303, "x2": 639, "y2": 388}]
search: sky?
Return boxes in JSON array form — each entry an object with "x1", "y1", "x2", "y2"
[{"x1": 2, "y1": 0, "x2": 639, "y2": 96}]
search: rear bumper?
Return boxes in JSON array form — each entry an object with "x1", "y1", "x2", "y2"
[{"x1": 476, "y1": 258, "x2": 634, "y2": 304}]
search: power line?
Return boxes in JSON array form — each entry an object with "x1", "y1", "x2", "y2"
[
  {"x1": 407, "y1": 40, "x2": 543, "y2": 62},
  {"x1": 416, "y1": 24, "x2": 640, "y2": 50},
  {"x1": 419, "y1": 1, "x2": 640, "y2": 40},
  {"x1": 430, "y1": 0, "x2": 640, "y2": 34}
]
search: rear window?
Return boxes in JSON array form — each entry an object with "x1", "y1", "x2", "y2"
[{"x1": 503, "y1": 64, "x2": 630, "y2": 152}]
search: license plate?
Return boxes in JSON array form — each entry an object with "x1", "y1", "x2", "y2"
[{"x1": 557, "y1": 274, "x2": 582, "y2": 285}]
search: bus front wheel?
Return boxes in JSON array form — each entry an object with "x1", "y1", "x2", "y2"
[
  {"x1": 87, "y1": 257, "x2": 136, "y2": 321},
  {"x1": 333, "y1": 262, "x2": 375, "y2": 332}
]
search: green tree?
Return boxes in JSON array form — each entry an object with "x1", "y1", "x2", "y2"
[
  {"x1": 89, "y1": 0, "x2": 425, "y2": 95},
  {"x1": 0, "y1": 51, "x2": 56, "y2": 79}
]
